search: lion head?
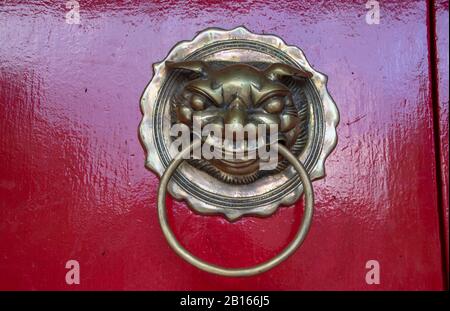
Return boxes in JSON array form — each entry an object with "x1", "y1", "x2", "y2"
[{"x1": 167, "y1": 60, "x2": 312, "y2": 184}]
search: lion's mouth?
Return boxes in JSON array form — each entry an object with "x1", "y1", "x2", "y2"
[
  {"x1": 200, "y1": 135, "x2": 284, "y2": 176},
  {"x1": 214, "y1": 158, "x2": 258, "y2": 173},
  {"x1": 218, "y1": 158, "x2": 257, "y2": 166},
  {"x1": 182, "y1": 124, "x2": 305, "y2": 184}
]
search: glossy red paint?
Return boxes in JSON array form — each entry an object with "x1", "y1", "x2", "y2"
[
  {"x1": 0, "y1": 0, "x2": 446, "y2": 290},
  {"x1": 433, "y1": 0, "x2": 449, "y2": 274}
]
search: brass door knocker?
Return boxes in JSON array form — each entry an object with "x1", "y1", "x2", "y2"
[{"x1": 139, "y1": 27, "x2": 339, "y2": 276}]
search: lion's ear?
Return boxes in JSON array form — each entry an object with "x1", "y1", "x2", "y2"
[
  {"x1": 264, "y1": 63, "x2": 312, "y2": 81},
  {"x1": 166, "y1": 61, "x2": 209, "y2": 77}
]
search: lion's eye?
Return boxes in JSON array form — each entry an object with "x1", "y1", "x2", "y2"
[
  {"x1": 263, "y1": 97, "x2": 284, "y2": 114},
  {"x1": 191, "y1": 94, "x2": 208, "y2": 111}
]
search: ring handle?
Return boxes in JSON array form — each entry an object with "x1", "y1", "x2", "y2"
[{"x1": 157, "y1": 142, "x2": 314, "y2": 277}]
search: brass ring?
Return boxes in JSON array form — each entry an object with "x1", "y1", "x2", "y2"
[{"x1": 157, "y1": 142, "x2": 314, "y2": 277}]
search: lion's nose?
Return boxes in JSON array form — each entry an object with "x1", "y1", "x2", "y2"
[{"x1": 225, "y1": 97, "x2": 247, "y2": 127}]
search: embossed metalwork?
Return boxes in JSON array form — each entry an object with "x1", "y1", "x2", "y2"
[
  {"x1": 140, "y1": 27, "x2": 339, "y2": 220},
  {"x1": 167, "y1": 61, "x2": 310, "y2": 184}
]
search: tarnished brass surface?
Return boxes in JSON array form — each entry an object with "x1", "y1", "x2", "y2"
[
  {"x1": 140, "y1": 27, "x2": 339, "y2": 219},
  {"x1": 168, "y1": 61, "x2": 311, "y2": 184}
]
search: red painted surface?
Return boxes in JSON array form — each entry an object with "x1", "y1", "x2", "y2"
[
  {"x1": 0, "y1": 0, "x2": 446, "y2": 290},
  {"x1": 433, "y1": 0, "x2": 449, "y2": 275}
]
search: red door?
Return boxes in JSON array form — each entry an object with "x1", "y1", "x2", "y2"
[{"x1": 0, "y1": 0, "x2": 448, "y2": 290}]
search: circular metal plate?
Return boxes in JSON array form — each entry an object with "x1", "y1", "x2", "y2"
[{"x1": 139, "y1": 27, "x2": 339, "y2": 220}]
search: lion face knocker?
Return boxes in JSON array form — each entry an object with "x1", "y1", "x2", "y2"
[
  {"x1": 139, "y1": 27, "x2": 339, "y2": 276},
  {"x1": 167, "y1": 61, "x2": 312, "y2": 184}
]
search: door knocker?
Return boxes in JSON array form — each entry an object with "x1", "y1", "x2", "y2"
[{"x1": 139, "y1": 27, "x2": 339, "y2": 276}]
